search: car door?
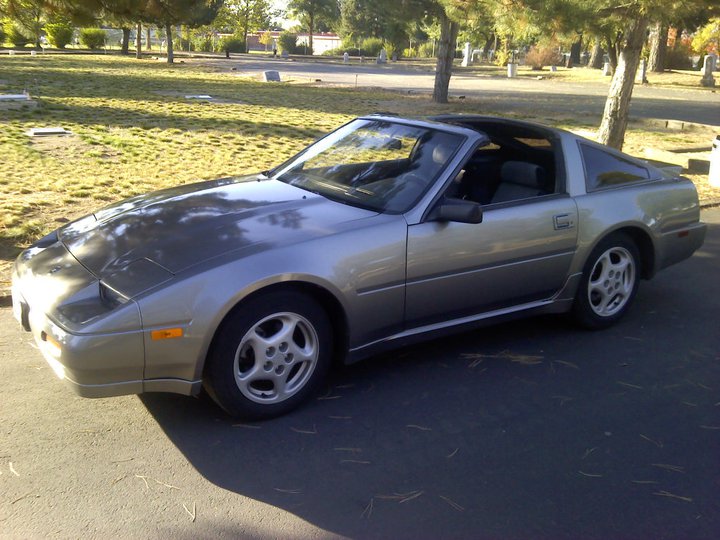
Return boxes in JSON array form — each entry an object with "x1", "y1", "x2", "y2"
[{"x1": 405, "y1": 194, "x2": 578, "y2": 328}]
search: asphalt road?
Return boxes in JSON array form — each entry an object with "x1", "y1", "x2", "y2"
[
  {"x1": 2, "y1": 208, "x2": 719, "y2": 539},
  {"x1": 205, "y1": 56, "x2": 720, "y2": 127}
]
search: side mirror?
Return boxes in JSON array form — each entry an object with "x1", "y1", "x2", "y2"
[{"x1": 433, "y1": 199, "x2": 483, "y2": 224}]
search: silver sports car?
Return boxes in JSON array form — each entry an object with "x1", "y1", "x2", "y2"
[{"x1": 12, "y1": 115, "x2": 707, "y2": 418}]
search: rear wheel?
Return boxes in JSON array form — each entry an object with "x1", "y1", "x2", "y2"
[
  {"x1": 573, "y1": 233, "x2": 640, "y2": 329},
  {"x1": 204, "y1": 291, "x2": 332, "y2": 419}
]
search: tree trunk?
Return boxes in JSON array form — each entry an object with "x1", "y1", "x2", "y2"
[
  {"x1": 432, "y1": 14, "x2": 459, "y2": 104},
  {"x1": 569, "y1": 36, "x2": 582, "y2": 66},
  {"x1": 589, "y1": 39, "x2": 604, "y2": 69},
  {"x1": 308, "y1": 13, "x2": 314, "y2": 54},
  {"x1": 146, "y1": 27, "x2": 152, "y2": 50},
  {"x1": 121, "y1": 27, "x2": 130, "y2": 55},
  {"x1": 135, "y1": 23, "x2": 142, "y2": 59},
  {"x1": 604, "y1": 34, "x2": 618, "y2": 73},
  {"x1": 648, "y1": 22, "x2": 668, "y2": 73},
  {"x1": 165, "y1": 23, "x2": 174, "y2": 64},
  {"x1": 482, "y1": 33, "x2": 494, "y2": 61},
  {"x1": 597, "y1": 17, "x2": 648, "y2": 150}
]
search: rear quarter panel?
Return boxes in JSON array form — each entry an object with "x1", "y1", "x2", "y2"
[{"x1": 570, "y1": 178, "x2": 703, "y2": 277}]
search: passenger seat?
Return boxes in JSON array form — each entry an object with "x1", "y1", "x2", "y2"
[{"x1": 491, "y1": 161, "x2": 547, "y2": 203}]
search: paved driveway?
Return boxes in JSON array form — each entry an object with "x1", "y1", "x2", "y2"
[
  {"x1": 207, "y1": 56, "x2": 720, "y2": 126},
  {"x1": 2, "y1": 208, "x2": 719, "y2": 539}
]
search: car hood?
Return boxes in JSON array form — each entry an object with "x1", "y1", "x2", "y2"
[{"x1": 59, "y1": 176, "x2": 378, "y2": 280}]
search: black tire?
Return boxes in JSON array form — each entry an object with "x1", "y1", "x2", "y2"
[
  {"x1": 204, "y1": 290, "x2": 332, "y2": 419},
  {"x1": 572, "y1": 233, "x2": 641, "y2": 330}
]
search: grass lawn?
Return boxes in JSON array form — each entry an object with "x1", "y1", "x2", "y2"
[{"x1": 0, "y1": 54, "x2": 717, "y2": 293}]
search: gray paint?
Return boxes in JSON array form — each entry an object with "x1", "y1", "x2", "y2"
[{"x1": 11, "y1": 116, "x2": 707, "y2": 398}]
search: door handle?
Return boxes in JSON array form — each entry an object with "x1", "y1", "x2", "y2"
[{"x1": 553, "y1": 214, "x2": 574, "y2": 230}]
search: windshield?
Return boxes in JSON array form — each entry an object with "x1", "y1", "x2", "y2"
[{"x1": 273, "y1": 119, "x2": 465, "y2": 213}]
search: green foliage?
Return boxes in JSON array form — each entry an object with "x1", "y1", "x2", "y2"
[
  {"x1": 384, "y1": 41, "x2": 400, "y2": 59},
  {"x1": 403, "y1": 46, "x2": 418, "y2": 58},
  {"x1": 0, "y1": 22, "x2": 5, "y2": 46},
  {"x1": 278, "y1": 31, "x2": 298, "y2": 53},
  {"x1": 218, "y1": 35, "x2": 246, "y2": 52},
  {"x1": 193, "y1": 35, "x2": 215, "y2": 52},
  {"x1": 360, "y1": 36, "x2": 383, "y2": 57},
  {"x1": 4, "y1": 20, "x2": 30, "y2": 46},
  {"x1": 692, "y1": 17, "x2": 719, "y2": 55},
  {"x1": 79, "y1": 28, "x2": 106, "y2": 49},
  {"x1": 417, "y1": 41, "x2": 435, "y2": 58},
  {"x1": 213, "y1": 0, "x2": 273, "y2": 41},
  {"x1": 44, "y1": 22, "x2": 74, "y2": 48}
]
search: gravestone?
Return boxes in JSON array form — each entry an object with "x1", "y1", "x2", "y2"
[
  {"x1": 262, "y1": 70, "x2": 281, "y2": 82},
  {"x1": 636, "y1": 59, "x2": 648, "y2": 83},
  {"x1": 376, "y1": 49, "x2": 387, "y2": 64},
  {"x1": 701, "y1": 55, "x2": 716, "y2": 87},
  {"x1": 343, "y1": 52, "x2": 349, "y2": 64},
  {"x1": 461, "y1": 42, "x2": 472, "y2": 67},
  {"x1": 709, "y1": 136, "x2": 720, "y2": 189}
]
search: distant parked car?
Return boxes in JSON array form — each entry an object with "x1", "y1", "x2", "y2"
[{"x1": 12, "y1": 115, "x2": 706, "y2": 418}]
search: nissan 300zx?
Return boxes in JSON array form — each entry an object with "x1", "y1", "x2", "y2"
[{"x1": 11, "y1": 115, "x2": 707, "y2": 418}]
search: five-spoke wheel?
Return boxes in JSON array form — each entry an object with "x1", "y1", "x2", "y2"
[
  {"x1": 204, "y1": 290, "x2": 332, "y2": 419},
  {"x1": 573, "y1": 233, "x2": 640, "y2": 329}
]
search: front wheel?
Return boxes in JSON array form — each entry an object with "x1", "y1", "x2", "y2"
[
  {"x1": 572, "y1": 233, "x2": 640, "y2": 329},
  {"x1": 204, "y1": 291, "x2": 332, "y2": 419}
]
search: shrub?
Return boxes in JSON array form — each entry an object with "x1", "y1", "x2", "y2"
[
  {"x1": 4, "y1": 21, "x2": 31, "y2": 47},
  {"x1": 217, "y1": 36, "x2": 246, "y2": 53},
  {"x1": 403, "y1": 46, "x2": 418, "y2": 58},
  {"x1": 44, "y1": 22, "x2": 74, "y2": 48},
  {"x1": 193, "y1": 36, "x2": 214, "y2": 53},
  {"x1": 384, "y1": 42, "x2": 402, "y2": 60},
  {"x1": 0, "y1": 23, "x2": 5, "y2": 46},
  {"x1": 524, "y1": 45, "x2": 563, "y2": 69},
  {"x1": 418, "y1": 41, "x2": 435, "y2": 58},
  {"x1": 360, "y1": 37, "x2": 383, "y2": 57},
  {"x1": 322, "y1": 46, "x2": 346, "y2": 56},
  {"x1": 278, "y1": 31, "x2": 298, "y2": 54},
  {"x1": 79, "y1": 28, "x2": 106, "y2": 49},
  {"x1": 665, "y1": 44, "x2": 694, "y2": 70}
]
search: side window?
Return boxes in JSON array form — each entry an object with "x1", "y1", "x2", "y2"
[{"x1": 580, "y1": 143, "x2": 650, "y2": 190}]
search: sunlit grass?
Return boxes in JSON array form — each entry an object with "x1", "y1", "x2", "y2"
[{"x1": 0, "y1": 54, "x2": 716, "y2": 292}]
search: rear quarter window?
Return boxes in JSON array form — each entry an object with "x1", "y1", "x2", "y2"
[{"x1": 580, "y1": 143, "x2": 650, "y2": 191}]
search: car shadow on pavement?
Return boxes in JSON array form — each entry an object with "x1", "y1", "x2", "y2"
[
  {"x1": 140, "y1": 247, "x2": 720, "y2": 540},
  {"x1": 139, "y1": 208, "x2": 720, "y2": 540}
]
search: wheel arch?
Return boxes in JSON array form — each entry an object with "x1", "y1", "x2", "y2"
[
  {"x1": 200, "y1": 281, "x2": 350, "y2": 379},
  {"x1": 585, "y1": 225, "x2": 656, "y2": 280}
]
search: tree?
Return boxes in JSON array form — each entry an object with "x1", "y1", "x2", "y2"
[
  {"x1": 213, "y1": 0, "x2": 271, "y2": 51},
  {"x1": 289, "y1": 0, "x2": 338, "y2": 54},
  {"x1": 648, "y1": 21, "x2": 668, "y2": 72},
  {"x1": 142, "y1": 0, "x2": 223, "y2": 62},
  {"x1": 5, "y1": 0, "x2": 45, "y2": 47},
  {"x1": 596, "y1": 13, "x2": 647, "y2": 149},
  {"x1": 432, "y1": 9, "x2": 458, "y2": 103},
  {"x1": 692, "y1": 17, "x2": 720, "y2": 54}
]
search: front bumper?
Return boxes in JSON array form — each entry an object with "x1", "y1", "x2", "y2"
[{"x1": 11, "y1": 273, "x2": 146, "y2": 398}]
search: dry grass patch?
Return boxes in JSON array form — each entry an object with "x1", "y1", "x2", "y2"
[{"x1": 0, "y1": 54, "x2": 716, "y2": 294}]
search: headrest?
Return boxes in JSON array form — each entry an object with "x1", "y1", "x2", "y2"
[
  {"x1": 500, "y1": 161, "x2": 545, "y2": 188},
  {"x1": 432, "y1": 144, "x2": 453, "y2": 165}
]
